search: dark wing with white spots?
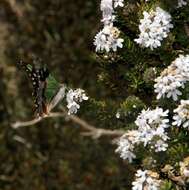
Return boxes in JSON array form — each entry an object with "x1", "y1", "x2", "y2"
[{"x1": 18, "y1": 61, "x2": 49, "y2": 117}]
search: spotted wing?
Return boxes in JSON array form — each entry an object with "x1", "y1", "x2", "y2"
[{"x1": 18, "y1": 61, "x2": 49, "y2": 117}]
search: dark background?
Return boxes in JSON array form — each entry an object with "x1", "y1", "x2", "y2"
[{"x1": 0, "y1": 0, "x2": 132, "y2": 189}]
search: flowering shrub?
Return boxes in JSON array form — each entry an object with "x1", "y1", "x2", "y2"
[
  {"x1": 132, "y1": 170, "x2": 161, "y2": 190},
  {"x1": 154, "y1": 55, "x2": 189, "y2": 101},
  {"x1": 93, "y1": 0, "x2": 189, "y2": 189},
  {"x1": 4, "y1": 0, "x2": 189, "y2": 189},
  {"x1": 173, "y1": 100, "x2": 189, "y2": 128},
  {"x1": 134, "y1": 7, "x2": 173, "y2": 50},
  {"x1": 94, "y1": 0, "x2": 124, "y2": 52}
]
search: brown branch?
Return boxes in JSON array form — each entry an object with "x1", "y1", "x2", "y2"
[
  {"x1": 11, "y1": 112, "x2": 125, "y2": 139},
  {"x1": 66, "y1": 114, "x2": 125, "y2": 139},
  {"x1": 12, "y1": 117, "x2": 42, "y2": 128}
]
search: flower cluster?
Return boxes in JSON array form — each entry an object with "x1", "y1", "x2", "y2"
[
  {"x1": 154, "y1": 55, "x2": 189, "y2": 101},
  {"x1": 100, "y1": 0, "x2": 114, "y2": 25},
  {"x1": 116, "y1": 107, "x2": 169, "y2": 162},
  {"x1": 135, "y1": 107, "x2": 169, "y2": 152},
  {"x1": 134, "y1": 7, "x2": 173, "y2": 50},
  {"x1": 94, "y1": 0, "x2": 124, "y2": 52},
  {"x1": 66, "y1": 88, "x2": 88, "y2": 115},
  {"x1": 173, "y1": 100, "x2": 189, "y2": 128},
  {"x1": 115, "y1": 133, "x2": 136, "y2": 163},
  {"x1": 132, "y1": 170, "x2": 161, "y2": 190},
  {"x1": 94, "y1": 24, "x2": 124, "y2": 52},
  {"x1": 114, "y1": 0, "x2": 124, "y2": 8},
  {"x1": 177, "y1": 0, "x2": 187, "y2": 8}
]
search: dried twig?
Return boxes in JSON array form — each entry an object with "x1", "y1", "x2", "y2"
[
  {"x1": 66, "y1": 113, "x2": 125, "y2": 139},
  {"x1": 12, "y1": 117, "x2": 42, "y2": 128},
  {"x1": 11, "y1": 111, "x2": 125, "y2": 139}
]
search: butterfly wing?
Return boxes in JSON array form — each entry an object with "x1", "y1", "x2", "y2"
[
  {"x1": 34, "y1": 67, "x2": 49, "y2": 117},
  {"x1": 18, "y1": 61, "x2": 49, "y2": 117}
]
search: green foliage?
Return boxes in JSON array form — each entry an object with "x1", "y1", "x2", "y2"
[
  {"x1": 45, "y1": 74, "x2": 60, "y2": 103},
  {"x1": 0, "y1": 0, "x2": 189, "y2": 189},
  {"x1": 160, "y1": 180, "x2": 174, "y2": 190},
  {"x1": 118, "y1": 96, "x2": 146, "y2": 124}
]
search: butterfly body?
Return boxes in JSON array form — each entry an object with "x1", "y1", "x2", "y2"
[{"x1": 18, "y1": 61, "x2": 49, "y2": 117}]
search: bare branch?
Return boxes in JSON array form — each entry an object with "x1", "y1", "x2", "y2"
[
  {"x1": 12, "y1": 117, "x2": 42, "y2": 128},
  {"x1": 11, "y1": 111, "x2": 125, "y2": 139},
  {"x1": 67, "y1": 114, "x2": 125, "y2": 138}
]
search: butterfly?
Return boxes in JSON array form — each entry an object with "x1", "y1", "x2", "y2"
[{"x1": 18, "y1": 60, "x2": 49, "y2": 117}]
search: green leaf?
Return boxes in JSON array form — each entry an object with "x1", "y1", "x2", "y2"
[
  {"x1": 45, "y1": 74, "x2": 60, "y2": 102},
  {"x1": 160, "y1": 180, "x2": 173, "y2": 190},
  {"x1": 27, "y1": 64, "x2": 32, "y2": 71},
  {"x1": 25, "y1": 64, "x2": 60, "y2": 102}
]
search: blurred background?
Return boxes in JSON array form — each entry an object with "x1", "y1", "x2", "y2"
[{"x1": 0, "y1": 0, "x2": 132, "y2": 189}]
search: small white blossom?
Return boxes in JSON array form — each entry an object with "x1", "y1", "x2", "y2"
[
  {"x1": 154, "y1": 140, "x2": 168, "y2": 152},
  {"x1": 177, "y1": 0, "x2": 187, "y2": 8},
  {"x1": 115, "y1": 136, "x2": 136, "y2": 163},
  {"x1": 134, "y1": 7, "x2": 173, "y2": 50},
  {"x1": 135, "y1": 107, "x2": 169, "y2": 151},
  {"x1": 101, "y1": 0, "x2": 115, "y2": 24},
  {"x1": 173, "y1": 100, "x2": 189, "y2": 128},
  {"x1": 116, "y1": 112, "x2": 121, "y2": 118},
  {"x1": 116, "y1": 107, "x2": 169, "y2": 162},
  {"x1": 94, "y1": 0, "x2": 124, "y2": 52},
  {"x1": 132, "y1": 170, "x2": 161, "y2": 190},
  {"x1": 94, "y1": 25, "x2": 124, "y2": 52},
  {"x1": 66, "y1": 89, "x2": 88, "y2": 115},
  {"x1": 154, "y1": 55, "x2": 189, "y2": 101},
  {"x1": 114, "y1": 0, "x2": 124, "y2": 8}
]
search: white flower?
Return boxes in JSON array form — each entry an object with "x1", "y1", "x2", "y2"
[
  {"x1": 116, "y1": 112, "x2": 121, "y2": 118},
  {"x1": 66, "y1": 88, "x2": 88, "y2": 115},
  {"x1": 114, "y1": 0, "x2": 124, "y2": 8},
  {"x1": 154, "y1": 55, "x2": 189, "y2": 101},
  {"x1": 173, "y1": 100, "x2": 189, "y2": 128},
  {"x1": 154, "y1": 74, "x2": 183, "y2": 101},
  {"x1": 154, "y1": 140, "x2": 168, "y2": 152},
  {"x1": 94, "y1": 25, "x2": 124, "y2": 52},
  {"x1": 101, "y1": 0, "x2": 115, "y2": 24},
  {"x1": 134, "y1": 7, "x2": 173, "y2": 50},
  {"x1": 132, "y1": 170, "x2": 161, "y2": 190},
  {"x1": 116, "y1": 107, "x2": 169, "y2": 162},
  {"x1": 177, "y1": 0, "x2": 187, "y2": 8},
  {"x1": 115, "y1": 135, "x2": 136, "y2": 163},
  {"x1": 135, "y1": 107, "x2": 169, "y2": 151},
  {"x1": 94, "y1": 0, "x2": 124, "y2": 52}
]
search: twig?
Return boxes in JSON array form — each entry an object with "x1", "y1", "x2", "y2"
[
  {"x1": 11, "y1": 112, "x2": 125, "y2": 139},
  {"x1": 12, "y1": 117, "x2": 42, "y2": 128},
  {"x1": 66, "y1": 113, "x2": 125, "y2": 139}
]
